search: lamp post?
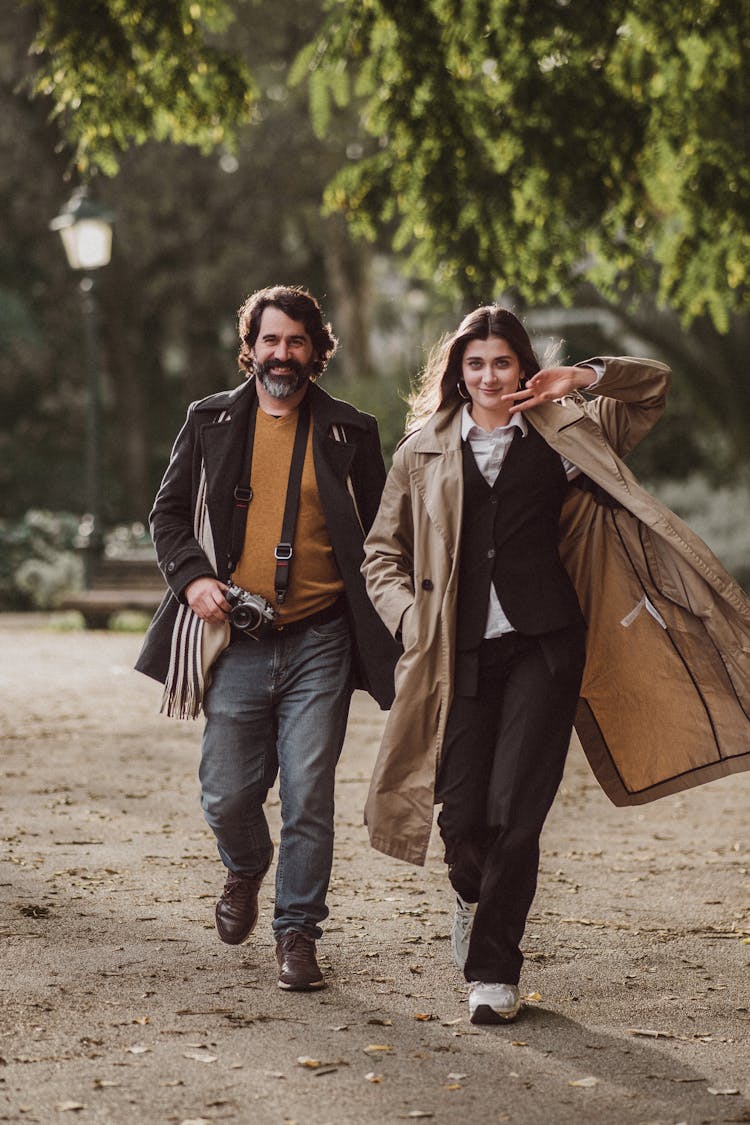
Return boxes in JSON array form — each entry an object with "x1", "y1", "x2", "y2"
[{"x1": 50, "y1": 188, "x2": 114, "y2": 587}]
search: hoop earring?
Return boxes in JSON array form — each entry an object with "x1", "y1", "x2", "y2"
[{"x1": 457, "y1": 380, "x2": 471, "y2": 401}]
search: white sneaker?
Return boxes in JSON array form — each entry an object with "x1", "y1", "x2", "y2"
[
  {"x1": 468, "y1": 981, "x2": 522, "y2": 1024},
  {"x1": 450, "y1": 894, "x2": 476, "y2": 970}
]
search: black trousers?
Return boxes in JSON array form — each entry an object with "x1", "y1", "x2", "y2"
[{"x1": 436, "y1": 624, "x2": 586, "y2": 985}]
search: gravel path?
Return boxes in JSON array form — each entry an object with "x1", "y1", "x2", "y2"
[{"x1": 1, "y1": 619, "x2": 748, "y2": 1124}]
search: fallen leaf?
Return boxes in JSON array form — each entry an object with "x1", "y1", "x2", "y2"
[
  {"x1": 55, "y1": 1103, "x2": 85, "y2": 1113},
  {"x1": 366, "y1": 1018, "x2": 392, "y2": 1027},
  {"x1": 414, "y1": 1013, "x2": 434, "y2": 1022},
  {"x1": 297, "y1": 1056, "x2": 321, "y2": 1068},
  {"x1": 182, "y1": 1052, "x2": 217, "y2": 1064},
  {"x1": 569, "y1": 1076, "x2": 599, "y2": 1088},
  {"x1": 511, "y1": 1041, "x2": 529, "y2": 1047},
  {"x1": 708, "y1": 1087, "x2": 740, "y2": 1096},
  {"x1": 126, "y1": 1045, "x2": 149, "y2": 1055},
  {"x1": 176, "y1": 1008, "x2": 233, "y2": 1016},
  {"x1": 92, "y1": 1079, "x2": 119, "y2": 1089},
  {"x1": 365, "y1": 1072, "x2": 383, "y2": 1083},
  {"x1": 364, "y1": 1044, "x2": 394, "y2": 1054},
  {"x1": 330, "y1": 1025, "x2": 349, "y2": 1031},
  {"x1": 447, "y1": 1073, "x2": 468, "y2": 1081},
  {"x1": 444, "y1": 1083, "x2": 462, "y2": 1091},
  {"x1": 524, "y1": 991, "x2": 542, "y2": 1003},
  {"x1": 132, "y1": 1016, "x2": 149, "y2": 1026}
]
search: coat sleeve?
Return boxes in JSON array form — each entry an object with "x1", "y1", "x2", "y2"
[
  {"x1": 361, "y1": 446, "x2": 416, "y2": 639},
  {"x1": 580, "y1": 356, "x2": 672, "y2": 460},
  {"x1": 149, "y1": 405, "x2": 217, "y2": 601}
]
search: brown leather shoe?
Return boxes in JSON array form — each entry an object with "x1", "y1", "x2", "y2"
[
  {"x1": 276, "y1": 930, "x2": 325, "y2": 990},
  {"x1": 215, "y1": 867, "x2": 267, "y2": 945}
]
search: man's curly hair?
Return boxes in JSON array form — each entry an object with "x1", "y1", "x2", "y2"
[{"x1": 237, "y1": 285, "x2": 338, "y2": 380}]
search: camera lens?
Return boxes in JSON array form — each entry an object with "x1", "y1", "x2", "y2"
[{"x1": 231, "y1": 603, "x2": 261, "y2": 631}]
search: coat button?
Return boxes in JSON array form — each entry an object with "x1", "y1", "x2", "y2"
[
  {"x1": 421, "y1": 579, "x2": 434, "y2": 591},
  {"x1": 166, "y1": 561, "x2": 176, "y2": 573},
  {"x1": 487, "y1": 548, "x2": 496, "y2": 559}
]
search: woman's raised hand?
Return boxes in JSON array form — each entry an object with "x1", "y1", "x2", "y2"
[{"x1": 503, "y1": 366, "x2": 594, "y2": 414}]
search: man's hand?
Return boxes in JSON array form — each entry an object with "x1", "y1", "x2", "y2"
[
  {"x1": 503, "y1": 365, "x2": 595, "y2": 414},
  {"x1": 185, "y1": 576, "x2": 231, "y2": 623}
]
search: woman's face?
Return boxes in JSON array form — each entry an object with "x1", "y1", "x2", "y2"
[{"x1": 461, "y1": 335, "x2": 524, "y2": 423}]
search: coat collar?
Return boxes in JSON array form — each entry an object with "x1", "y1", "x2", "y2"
[
  {"x1": 193, "y1": 376, "x2": 369, "y2": 433},
  {"x1": 409, "y1": 394, "x2": 587, "y2": 456}
]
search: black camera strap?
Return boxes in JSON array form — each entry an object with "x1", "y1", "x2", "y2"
[
  {"x1": 274, "y1": 395, "x2": 310, "y2": 605},
  {"x1": 228, "y1": 391, "x2": 311, "y2": 607},
  {"x1": 228, "y1": 396, "x2": 259, "y2": 574}
]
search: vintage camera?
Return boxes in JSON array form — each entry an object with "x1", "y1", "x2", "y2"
[{"x1": 225, "y1": 583, "x2": 278, "y2": 639}]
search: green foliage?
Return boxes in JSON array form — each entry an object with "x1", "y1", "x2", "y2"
[
  {"x1": 300, "y1": 0, "x2": 750, "y2": 328},
  {"x1": 27, "y1": 0, "x2": 256, "y2": 175}
]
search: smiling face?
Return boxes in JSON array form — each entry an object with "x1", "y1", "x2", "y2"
[
  {"x1": 252, "y1": 306, "x2": 317, "y2": 402},
  {"x1": 461, "y1": 335, "x2": 525, "y2": 429}
]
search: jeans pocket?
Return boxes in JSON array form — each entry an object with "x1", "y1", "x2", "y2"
[{"x1": 309, "y1": 614, "x2": 349, "y2": 639}]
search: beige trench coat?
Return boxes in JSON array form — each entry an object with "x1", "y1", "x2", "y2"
[{"x1": 362, "y1": 357, "x2": 750, "y2": 865}]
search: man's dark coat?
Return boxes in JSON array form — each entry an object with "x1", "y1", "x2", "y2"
[{"x1": 135, "y1": 377, "x2": 399, "y2": 710}]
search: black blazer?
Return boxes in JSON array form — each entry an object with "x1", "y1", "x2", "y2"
[{"x1": 135, "y1": 377, "x2": 399, "y2": 709}]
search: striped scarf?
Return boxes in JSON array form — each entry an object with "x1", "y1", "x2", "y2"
[
  {"x1": 161, "y1": 411, "x2": 231, "y2": 719},
  {"x1": 161, "y1": 412, "x2": 360, "y2": 720}
]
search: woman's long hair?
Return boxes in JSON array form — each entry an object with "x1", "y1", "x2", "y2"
[{"x1": 405, "y1": 306, "x2": 541, "y2": 433}]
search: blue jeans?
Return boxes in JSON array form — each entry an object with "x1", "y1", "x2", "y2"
[{"x1": 200, "y1": 614, "x2": 353, "y2": 940}]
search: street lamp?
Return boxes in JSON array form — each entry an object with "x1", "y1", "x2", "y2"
[{"x1": 50, "y1": 187, "x2": 115, "y2": 586}]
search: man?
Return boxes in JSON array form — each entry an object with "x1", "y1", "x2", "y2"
[{"x1": 136, "y1": 285, "x2": 398, "y2": 990}]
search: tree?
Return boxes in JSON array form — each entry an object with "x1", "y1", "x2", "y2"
[
  {"x1": 1, "y1": 0, "x2": 400, "y2": 523},
  {"x1": 25, "y1": 0, "x2": 256, "y2": 176},
  {"x1": 297, "y1": 0, "x2": 750, "y2": 330}
]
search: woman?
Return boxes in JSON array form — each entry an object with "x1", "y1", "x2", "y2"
[{"x1": 362, "y1": 305, "x2": 750, "y2": 1025}]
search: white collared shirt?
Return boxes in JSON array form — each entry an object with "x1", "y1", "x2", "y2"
[{"x1": 461, "y1": 364, "x2": 601, "y2": 637}]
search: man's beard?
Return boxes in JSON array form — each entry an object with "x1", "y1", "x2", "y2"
[{"x1": 254, "y1": 357, "x2": 311, "y2": 400}]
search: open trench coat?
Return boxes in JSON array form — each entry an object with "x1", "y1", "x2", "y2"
[{"x1": 362, "y1": 357, "x2": 750, "y2": 866}]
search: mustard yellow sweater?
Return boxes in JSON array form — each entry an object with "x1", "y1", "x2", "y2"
[{"x1": 231, "y1": 407, "x2": 344, "y2": 623}]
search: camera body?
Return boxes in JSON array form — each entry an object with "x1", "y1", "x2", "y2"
[{"x1": 225, "y1": 583, "x2": 278, "y2": 640}]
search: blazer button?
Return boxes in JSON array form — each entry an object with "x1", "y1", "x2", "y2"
[
  {"x1": 421, "y1": 579, "x2": 434, "y2": 591},
  {"x1": 166, "y1": 561, "x2": 176, "y2": 573},
  {"x1": 487, "y1": 548, "x2": 496, "y2": 558}
]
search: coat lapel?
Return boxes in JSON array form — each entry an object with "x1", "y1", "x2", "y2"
[
  {"x1": 199, "y1": 380, "x2": 257, "y2": 568},
  {"x1": 411, "y1": 407, "x2": 464, "y2": 558}
]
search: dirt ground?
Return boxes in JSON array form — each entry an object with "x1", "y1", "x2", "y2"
[{"x1": 0, "y1": 617, "x2": 748, "y2": 1125}]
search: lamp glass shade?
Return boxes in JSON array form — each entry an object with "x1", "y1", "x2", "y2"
[{"x1": 58, "y1": 218, "x2": 113, "y2": 271}]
